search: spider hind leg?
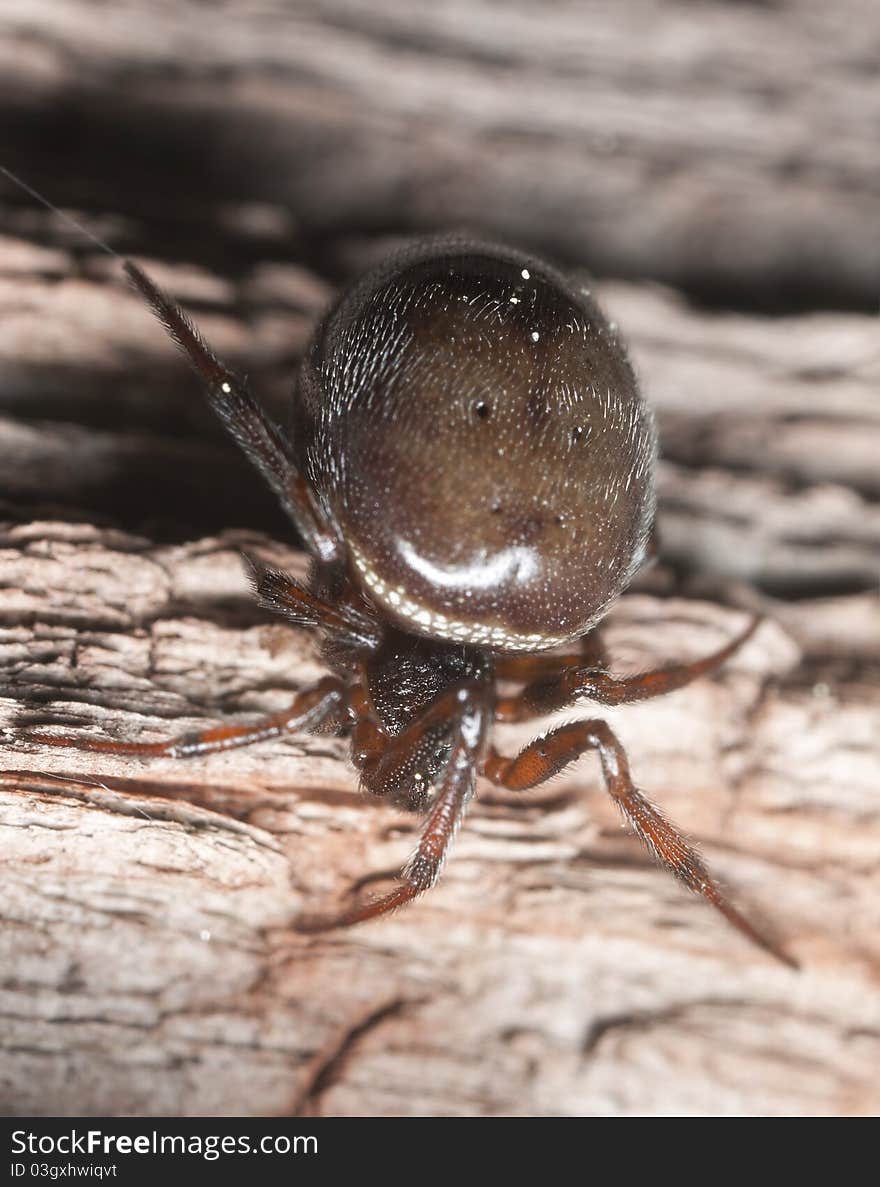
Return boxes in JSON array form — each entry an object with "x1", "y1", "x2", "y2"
[{"x1": 483, "y1": 716, "x2": 796, "y2": 968}]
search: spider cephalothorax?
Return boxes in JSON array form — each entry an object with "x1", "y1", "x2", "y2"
[{"x1": 27, "y1": 235, "x2": 792, "y2": 963}]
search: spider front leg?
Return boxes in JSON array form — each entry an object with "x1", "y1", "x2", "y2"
[
  {"x1": 12, "y1": 554, "x2": 384, "y2": 761},
  {"x1": 125, "y1": 261, "x2": 340, "y2": 564},
  {"x1": 19, "y1": 677, "x2": 348, "y2": 760},
  {"x1": 296, "y1": 680, "x2": 492, "y2": 931},
  {"x1": 483, "y1": 719, "x2": 796, "y2": 967},
  {"x1": 352, "y1": 681, "x2": 489, "y2": 811},
  {"x1": 246, "y1": 556, "x2": 381, "y2": 651},
  {"x1": 496, "y1": 615, "x2": 760, "y2": 721}
]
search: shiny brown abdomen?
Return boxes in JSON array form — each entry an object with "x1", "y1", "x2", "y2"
[{"x1": 296, "y1": 237, "x2": 656, "y2": 651}]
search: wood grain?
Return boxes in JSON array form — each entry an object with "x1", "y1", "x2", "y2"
[
  {"x1": 2, "y1": 527, "x2": 878, "y2": 1117},
  {"x1": 2, "y1": 0, "x2": 879, "y2": 309},
  {"x1": 1, "y1": 0, "x2": 878, "y2": 1117}
]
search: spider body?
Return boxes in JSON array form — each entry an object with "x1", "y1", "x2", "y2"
[
  {"x1": 359, "y1": 629, "x2": 486, "y2": 739},
  {"x1": 26, "y1": 234, "x2": 792, "y2": 962},
  {"x1": 296, "y1": 236, "x2": 656, "y2": 650}
]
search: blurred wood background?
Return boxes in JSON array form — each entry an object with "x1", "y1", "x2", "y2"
[{"x1": 0, "y1": 0, "x2": 878, "y2": 1116}]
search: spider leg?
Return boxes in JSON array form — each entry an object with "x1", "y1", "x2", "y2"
[
  {"x1": 483, "y1": 718, "x2": 795, "y2": 967},
  {"x1": 494, "y1": 629, "x2": 608, "y2": 682},
  {"x1": 496, "y1": 615, "x2": 760, "y2": 722},
  {"x1": 353, "y1": 680, "x2": 489, "y2": 811},
  {"x1": 296, "y1": 680, "x2": 492, "y2": 931},
  {"x1": 124, "y1": 261, "x2": 340, "y2": 564},
  {"x1": 20, "y1": 677, "x2": 347, "y2": 760},
  {"x1": 245, "y1": 555, "x2": 381, "y2": 650}
]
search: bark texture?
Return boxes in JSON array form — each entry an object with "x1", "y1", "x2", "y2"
[
  {"x1": 2, "y1": 0, "x2": 879, "y2": 310},
  {"x1": 1, "y1": 0, "x2": 878, "y2": 1117}
]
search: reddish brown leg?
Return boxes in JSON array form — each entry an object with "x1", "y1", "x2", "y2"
[
  {"x1": 483, "y1": 718, "x2": 795, "y2": 967},
  {"x1": 246, "y1": 556, "x2": 380, "y2": 649},
  {"x1": 494, "y1": 630, "x2": 609, "y2": 683},
  {"x1": 125, "y1": 261, "x2": 340, "y2": 564},
  {"x1": 296, "y1": 681, "x2": 492, "y2": 931},
  {"x1": 351, "y1": 680, "x2": 491, "y2": 812},
  {"x1": 22, "y1": 677, "x2": 347, "y2": 759},
  {"x1": 497, "y1": 616, "x2": 760, "y2": 722}
]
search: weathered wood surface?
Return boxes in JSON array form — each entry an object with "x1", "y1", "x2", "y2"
[
  {"x1": 1, "y1": 0, "x2": 879, "y2": 1118},
  {"x1": 1, "y1": 0, "x2": 879, "y2": 309},
  {"x1": 1, "y1": 237, "x2": 878, "y2": 1116},
  {"x1": 2, "y1": 527, "x2": 878, "y2": 1117}
]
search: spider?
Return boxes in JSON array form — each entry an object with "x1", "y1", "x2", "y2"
[{"x1": 20, "y1": 232, "x2": 792, "y2": 963}]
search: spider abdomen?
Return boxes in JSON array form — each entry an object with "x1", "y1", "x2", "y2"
[{"x1": 296, "y1": 236, "x2": 656, "y2": 651}]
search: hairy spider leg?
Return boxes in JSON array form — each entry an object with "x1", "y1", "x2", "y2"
[
  {"x1": 14, "y1": 559, "x2": 380, "y2": 760},
  {"x1": 24, "y1": 677, "x2": 347, "y2": 760},
  {"x1": 124, "y1": 261, "x2": 340, "y2": 564},
  {"x1": 350, "y1": 681, "x2": 487, "y2": 811},
  {"x1": 245, "y1": 555, "x2": 381, "y2": 650},
  {"x1": 494, "y1": 630, "x2": 609, "y2": 683},
  {"x1": 482, "y1": 719, "x2": 796, "y2": 968},
  {"x1": 496, "y1": 615, "x2": 760, "y2": 722},
  {"x1": 297, "y1": 681, "x2": 492, "y2": 930}
]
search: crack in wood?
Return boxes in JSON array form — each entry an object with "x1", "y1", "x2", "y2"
[{"x1": 292, "y1": 997, "x2": 414, "y2": 1117}]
